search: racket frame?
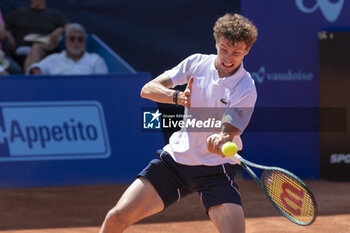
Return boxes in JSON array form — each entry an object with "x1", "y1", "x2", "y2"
[{"x1": 232, "y1": 154, "x2": 318, "y2": 226}]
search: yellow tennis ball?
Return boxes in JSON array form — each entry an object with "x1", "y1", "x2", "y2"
[{"x1": 221, "y1": 142, "x2": 238, "y2": 157}]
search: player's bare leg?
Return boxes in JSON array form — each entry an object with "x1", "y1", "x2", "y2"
[
  {"x1": 208, "y1": 203, "x2": 245, "y2": 233},
  {"x1": 99, "y1": 177, "x2": 164, "y2": 233}
]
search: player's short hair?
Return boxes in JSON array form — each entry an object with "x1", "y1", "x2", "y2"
[
  {"x1": 65, "y1": 23, "x2": 86, "y2": 38},
  {"x1": 213, "y1": 13, "x2": 258, "y2": 49}
]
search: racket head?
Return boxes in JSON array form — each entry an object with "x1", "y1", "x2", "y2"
[{"x1": 261, "y1": 169, "x2": 318, "y2": 226}]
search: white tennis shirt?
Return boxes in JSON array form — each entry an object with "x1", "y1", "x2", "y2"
[
  {"x1": 163, "y1": 53, "x2": 257, "y2": 166},
  {"x1": 27, "y1": 51, "x2": 108, "y2": 75}
]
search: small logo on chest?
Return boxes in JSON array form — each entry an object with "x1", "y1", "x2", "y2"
[{"x1": 220, "y1": 98, "x2": 228, "y2": 105}]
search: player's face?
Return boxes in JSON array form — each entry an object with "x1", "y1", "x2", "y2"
[
  {"x1": 215, "y1": 37, "x2": 250, "y2": 77},
  {"x1": 66, "y1": 31, "x2": 86, "y2": 58}
]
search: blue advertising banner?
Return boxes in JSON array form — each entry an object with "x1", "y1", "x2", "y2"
[
  {"x1": 241, "y1": 0, "x2": 350, "y2": 179},
  {"x1": 0, "y1": 74, "x2": 165, "y2": 187},
  {"x1": 0, "y1": 101, "x2": 110, "y2": 161}
]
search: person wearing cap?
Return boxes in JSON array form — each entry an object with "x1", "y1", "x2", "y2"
[{"x1": 27, "y1": 23, "x2": 108, "y2": 75}]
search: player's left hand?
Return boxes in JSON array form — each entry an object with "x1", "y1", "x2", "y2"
[
  {"x1": 206, "y1": 133, "x2": 225, "y2": 158},
  {"x1": 178, "y1": 77, "x2": 194, "y2": 108}
]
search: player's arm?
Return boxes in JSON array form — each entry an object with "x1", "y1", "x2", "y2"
[
  {"x1": 140, "y1": 73, "x2": 193, "y2": 108},
  {"x1": 207, "y1": 122, "x2": 240, "y2": 157}
]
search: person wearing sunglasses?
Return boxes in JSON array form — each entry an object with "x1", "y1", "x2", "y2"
[{"x1": 27, "y1": 23, "x2": 108, "y2": 75}]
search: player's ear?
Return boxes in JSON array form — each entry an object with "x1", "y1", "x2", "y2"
[{"x1": 244, "y1": 46, "x2": 251, "y2": 55}]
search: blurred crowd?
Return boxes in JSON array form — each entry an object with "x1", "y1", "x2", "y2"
[{"x1": 0, "y1": 0, "x2": 108, "y2": 76}]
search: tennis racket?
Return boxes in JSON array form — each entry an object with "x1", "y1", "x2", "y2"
[{"x1": 221, "y1": 142, "x2": 318, "y2": 226}]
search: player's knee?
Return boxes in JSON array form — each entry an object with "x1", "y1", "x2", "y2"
[{"x1": 104, "y1": 208, "x2": 131, "y2": 229}]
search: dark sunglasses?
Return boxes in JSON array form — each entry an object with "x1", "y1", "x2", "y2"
[{"x1": 68, "y1": 36, "x2": 85, "y2": 42}]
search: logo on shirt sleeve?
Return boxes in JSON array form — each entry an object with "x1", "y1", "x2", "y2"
[{"x1": 234, "y1": 108, "x2": 244, "y2": 118}]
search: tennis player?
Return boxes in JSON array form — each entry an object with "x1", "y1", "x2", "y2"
[{"x1": 100, "y1": 13, "x2": 258, "y2": 233}]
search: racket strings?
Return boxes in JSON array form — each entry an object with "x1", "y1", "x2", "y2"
[{"x1": 262, "y1": 170, "x2": 316, "y2": 225}]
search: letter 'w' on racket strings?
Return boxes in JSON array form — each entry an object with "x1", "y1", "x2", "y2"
[{"x1": 221, "y1": 142, "x2": 318, "y2": 226}]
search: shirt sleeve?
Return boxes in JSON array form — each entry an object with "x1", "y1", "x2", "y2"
[
  {"x1": 165, "y1": 53, "x2": 202, "y2": 88},
  {"x1": 222, "y1": 84, "x2": 257, "y2": 133}
]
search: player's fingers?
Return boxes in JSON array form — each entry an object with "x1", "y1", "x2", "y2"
[
  {"x1": 186, "y1": 96, "x2": 191, "y2": 108},
  {"x1": 184, "y1": 90, "x2": 191, "y2": 96},
  {"x1": 206, "y1": 137, "x2": 212, "y2": 149},
  {"x1": 206, "y1": 135, "x2": 216, "y2": 153},
  {"x1": 186, "y1": 77, "x2": 194, "y2": 92},
  {"x1": 181, "y1": 95, "x2": 191, "y2": 108},
  {"x1": 177, "y1": 92, "x2": 189, "y2": 108},
  {"x1": 182, "y1": 77, "x2": 194, "y2": 108},
  {"x1": 213, "y1": 137, "x2": 224, "y2": 157}
]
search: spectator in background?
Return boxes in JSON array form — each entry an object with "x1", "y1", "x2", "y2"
[
  {"x1": 0, "y1": 9, "x2": 21, "y2": 74},
  {"x1": 5, "y1": 0, "x2": 69, "y2": 72},
  {"x1": 27, "y1": 23, "x2": 108, "y2": 75},
  {"x1": 0, "y1": 50, "x2": 9, "y2": 75}
]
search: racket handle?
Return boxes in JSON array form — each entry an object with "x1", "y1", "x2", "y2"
[{"x1": 232, "y1": 153, "x2": 242, "y2": 164}]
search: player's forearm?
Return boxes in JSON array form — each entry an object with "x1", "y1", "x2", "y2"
[
  {"x1": 220, "y1": 122, "x2": 240, "y2": 142},
  {"x1": 141, "y1": 82, "x2": 177, "y2": 104},
  {"x1": 140, "y1": 73, "x2": 178, "y2": 105}
]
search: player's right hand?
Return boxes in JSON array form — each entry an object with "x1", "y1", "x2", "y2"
[
  {"x1": 178, "y1": 77, "x2": 194, "y2": 108},
  {"x1": 206, "y1": 133, "x2": 225, "y2": 158}
]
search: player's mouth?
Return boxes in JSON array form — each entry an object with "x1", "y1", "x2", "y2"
[{"x1": 222, "y1": 62, "x2": 234, "y2": 68}]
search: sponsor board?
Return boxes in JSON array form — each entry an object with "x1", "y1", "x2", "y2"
[
  {"x1": 295, "y1": 0, "x2": 344, "y2": 23},
  {"x1": 251, "y1": 66, "x2": 313, "y2": 84},
  {"x1": 0, "y1": 101, "x2": 110, "y2": 161},
  {"x1": 329, "y1": 154, "x2": 350, "y2": 164}
]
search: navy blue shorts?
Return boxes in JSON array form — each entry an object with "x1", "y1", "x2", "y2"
[{"x1": 138, "y1": 150, "x2": 242, "y2": 213}]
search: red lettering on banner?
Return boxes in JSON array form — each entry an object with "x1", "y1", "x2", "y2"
[{"x1": 280, "y1": 182, "x2": 304, "y2": 215}]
